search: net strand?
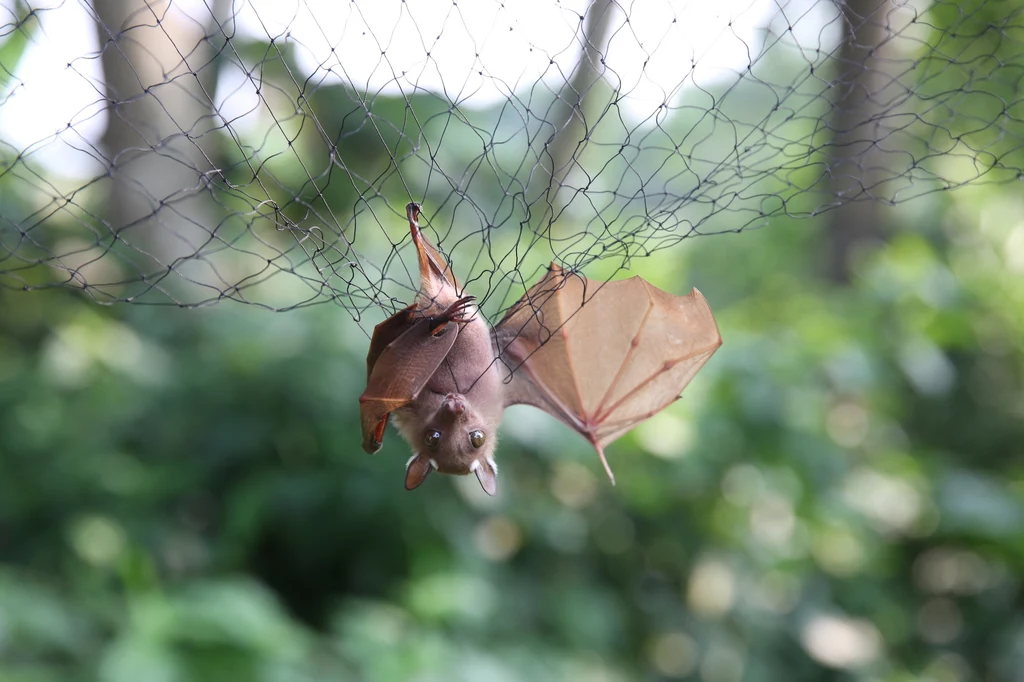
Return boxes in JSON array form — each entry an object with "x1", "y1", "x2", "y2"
[{"x1": 0, "y1": 0, "x2": 1020, "y2": 322}]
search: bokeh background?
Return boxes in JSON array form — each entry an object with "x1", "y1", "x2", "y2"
[{"x1": 2, "y1": 1, "x2": 1024, "y2": 681}]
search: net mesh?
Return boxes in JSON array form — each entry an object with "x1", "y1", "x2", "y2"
[{"x1": 1, "y1": 0, "x2": 1021, "y2": 324}]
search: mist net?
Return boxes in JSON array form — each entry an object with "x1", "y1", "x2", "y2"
[{"x1": 1, "y1": 0, "x2": 1021, "y2": 324}]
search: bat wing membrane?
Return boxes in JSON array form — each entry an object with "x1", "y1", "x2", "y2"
[
  {"x1": 359, "y1": 317, "x2": 459, "y2": 453},
  {"x1": 496, "y1": 264, "x2": 721, "y2": 481}
]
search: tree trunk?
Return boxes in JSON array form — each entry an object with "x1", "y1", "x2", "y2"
[
  {"x1": 94, "y1": 0, "x2": 226, "y2": 300},
  {"x1": 537, "y1": 0, "x2": 615, "y2": 231},
  {"x1": 825, "y1": 0, "x2": 896, "y2": 283}
]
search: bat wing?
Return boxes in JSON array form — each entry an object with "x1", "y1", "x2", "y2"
[
  {"x1": 358, "y1": 203, "x2": 472, "y2": 455},
  {"x1": 359, "y1": 316, "x2": 459, "y2": 454},
  {"x1": 495, "y1": 264, "x2": 722, "y2": 482},
  {"x1": 407, "y1": 202, "x2": 461, "y2": 310}
]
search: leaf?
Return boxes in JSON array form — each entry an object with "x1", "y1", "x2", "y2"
[{"x1": 0, "y1": 2, "x2": 34, "y2": 94}]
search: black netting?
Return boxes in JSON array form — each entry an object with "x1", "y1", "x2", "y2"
[{"x1": 1, "y1": 0, "x2": 1021, "y2": 322}]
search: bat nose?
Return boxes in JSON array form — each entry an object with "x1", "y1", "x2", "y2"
[{"x1": 443, "y1": 394, "x2": 467, "y2": 415}]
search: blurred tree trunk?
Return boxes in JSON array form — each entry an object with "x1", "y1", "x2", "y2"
[
  {"x1": 825, "y1": 0, "x2": 896, "y2": 283},
  {"x1": 538, "y1": 0, "x2": 615, "y2": 231},
  {"x1": 95, "y1": 0, "x2": 227, "y2": 293}
]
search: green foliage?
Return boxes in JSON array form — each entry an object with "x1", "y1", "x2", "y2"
[
  {"x1": 3, "y1": 15, "x2": 1024, "y2": 682},
  {"x1": 915, "y1": 0, "x2": 1024, "y2": 177},
  {"x1": 2, "y1": 177, "x2": 1023, "y2": 680},
  {"x1": 0, "y1": 2, "x2": 34, "y2": 94}
]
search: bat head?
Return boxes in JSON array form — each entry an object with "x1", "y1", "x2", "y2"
[{"x1": 397, "y1": 391, "x2": 500, "y2": 495}]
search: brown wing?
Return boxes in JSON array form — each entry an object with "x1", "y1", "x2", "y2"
[
  {"x1": 407, "y1": 202, "x2": 460, "y2": 310},
  {"x1": 358, "y1": 203, "x2": 466, "y2": 454},
  {"x1": 359, "y1": 317, "x2": 459, "y2": 454},
  {"x1": 495, "y1": 264, "x2": 722, "y2": 482},
  {"x1": 365, "y1": 305, "x2": 415, "y2": 375}
]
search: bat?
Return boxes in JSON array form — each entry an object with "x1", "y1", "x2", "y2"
[{"x1": 359, "y1": 203, "x2": 722, "y2": 495}]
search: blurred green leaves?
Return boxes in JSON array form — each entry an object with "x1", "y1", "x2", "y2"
[
  {"x1": 0, "y1": 2, "x2": 33, "y2": 95},
  {"x1": 2, "y1": 18, "x2": 1024, "y2": 682},
  {"x1": 3, "y1": 184, "x2": 1024, "y2": 682}
]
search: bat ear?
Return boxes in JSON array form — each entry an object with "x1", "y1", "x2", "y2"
[
  {"x1": 405, "y1": 453, "x2": 433, "y2": 491},
  {"x1": 472, "y1": 458, "x2": 498, "y2": 496}
]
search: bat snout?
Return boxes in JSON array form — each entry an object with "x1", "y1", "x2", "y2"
[{"x1": 442, "y1": 393, "x2": 468, "y2": 416}]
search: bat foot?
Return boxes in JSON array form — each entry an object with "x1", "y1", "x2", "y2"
[
  {"x1": 430, "y1": 295, "x2": 476, "y2": 335},
  {"x1": 406, "y1": 202, "x2": 422, "y2": 223}
]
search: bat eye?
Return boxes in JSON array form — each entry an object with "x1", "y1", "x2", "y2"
[
  {"x1": 424, "y1": 430, "x2": 441, "y2": 449},
  {"x1": 469, "y1": 430, "x2": 485, "y2": 448}
]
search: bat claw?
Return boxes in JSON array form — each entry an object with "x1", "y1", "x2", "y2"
[
  {"x1": 429, "y1": 295, "x2": 476, "y2": 335},
  {"x1": 449, "y1": 295, "x2": 477, "y2": 321},
  {"x1": 406, "y1": 202, "x2": 421, "y2": 224}
]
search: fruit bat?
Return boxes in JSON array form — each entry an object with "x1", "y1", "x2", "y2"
[{"x1": 359, "y1": 203, "x2": 722, "y2": 495}]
